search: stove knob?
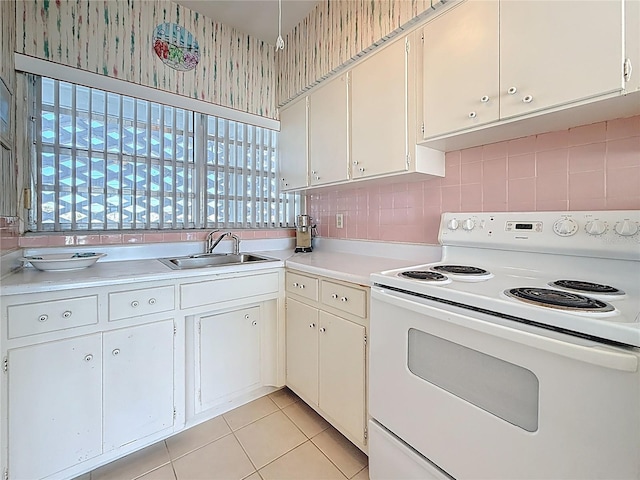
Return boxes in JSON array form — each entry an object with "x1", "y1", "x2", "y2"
[
  {"x1": 585, "y1": 220, "x2": 607, "y2": 235},
  {"x1": 447, "y1": 219, "x2": 459, "y2": 230},
  {"x1": 462, "y1": 219, "x2": 475, "y2": 231},
  {"x1": 614, "y1": 220, "x2": 639, "y2": 236},
  {"x1": 553, "y1": 218, "x2": 578, "y2": 236}
]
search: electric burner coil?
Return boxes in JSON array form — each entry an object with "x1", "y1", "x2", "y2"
[{"x1": 504, "y1": 287, "x2": 615, "y2": 313}]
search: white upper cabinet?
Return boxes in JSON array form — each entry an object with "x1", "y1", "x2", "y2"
[
  {"x1": 423, "y1": 0, "x2": 500, "y2": 138},
  {"x1": 278, "y1": 96, "x2": 308, "y2": 191},
  {"x1": 351, "y1": 38, "x2": 410, "y2": 179},
  {"x1": 499, "y1": 0, "x2": 623, "y2": 119},
  {"x1": 420, "y1": 0, "x2": 628, "y2": 144},
  {"x1": 309, "y1": 74, "x2": 349, "y2": 186}
]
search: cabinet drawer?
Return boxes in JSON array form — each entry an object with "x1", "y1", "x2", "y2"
[
  {"x1": 321, "y1": 280, "x2": 367, "y2": 318},
  {"x1": 7, "y1": 296, "x2": 98, "y2": 338},
  {"x1": 109, "y1": 285, "x2": 175, "y2": 321},
  {"x1": 181, "y1": 272, "x2": 279, "y2": 309},
  {"x1": 285, "y1": 272, "x2": 319, "y2": 301}
]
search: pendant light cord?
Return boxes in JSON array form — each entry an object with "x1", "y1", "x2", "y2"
[{"x1": 275, "y1": 0, "x2": 285, "y2": 51}]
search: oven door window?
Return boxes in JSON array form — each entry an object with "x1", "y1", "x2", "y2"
[{"x1": 408, "y1": 328, "x2": 539, "y2": 432}]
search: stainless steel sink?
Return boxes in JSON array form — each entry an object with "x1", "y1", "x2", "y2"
[{"x1": 158, "y1": 253, "x2": 278, "y2": 270}]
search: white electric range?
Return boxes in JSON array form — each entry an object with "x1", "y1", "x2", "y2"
[{"x1": 369, "y1": 210, "x2": 640, "y2": 480}]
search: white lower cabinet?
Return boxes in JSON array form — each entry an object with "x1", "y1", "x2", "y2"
[
  {"x1": 8, "y1": 334, "x2": 103, "y2": 480},
  {"x1": 8, "y1": 320, "x2": 175, "y2": 480},
  {"x1": 103, "y1": 320, "x2": 175, "y2": 450},
  {"x1": 196, "y1": 306, "x2": 262, "y2": 413},
  {"x1": 285, "y1": 271, "x2": 368, "y2": 451}
]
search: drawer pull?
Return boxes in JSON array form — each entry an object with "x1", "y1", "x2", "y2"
[
  {"x1": 112, "y1": 349, "x2": 120, "y2": 356},
  {"x1": 341, "y1": 297, "x2": 348, "y2": 302},
  {"x1": 309, "y1": 323, "x2": 316, "y2": 328},
  {"x1": 522, "y1": 95, "x2": 533, "y2": 104},
  {"x1": 245, "y1": 314, "x2": 250, "y2": 319},
  {"x1": 299, "y1": 284, "x2": 305, "y2": 289},
  {"x1": 292, "y1": 282, "x2": 299, "y2": 288},
  {"x1": 319, "y1": 327, "x2": 326, "y2": 333},
  {"x1": 508, "y1": 86, "x2": 517, "y2": 95},
  {"x1": 131, "y1": 300, "x2": 139, "y2": 308},
  {"x1": 252, "y1": 321, "x2": 258, "y2": 326},
  {"x1": 148, "y1": 298, "x2": 157, "y2": 305},
  {"x1": 38, "y1": 314, "x2": 48, "y2": 323},
  {"x1": 62, "y1": 311, "x2": 72, "y2": 319},
  {"x1": 84, "y1": 354, "x2": 93, "y2": 362},
  {"x1": 331, "y1": 293, "x2": 338, "y2": 299}
]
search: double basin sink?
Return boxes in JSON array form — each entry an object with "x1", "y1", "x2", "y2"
[{"x1": 158, "y1": 252, "x2": 278, "y2": 270}]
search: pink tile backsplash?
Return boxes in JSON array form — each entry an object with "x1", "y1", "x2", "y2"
[{"x1": 309, "y1": 115, "x2": 640, "y2": 245}]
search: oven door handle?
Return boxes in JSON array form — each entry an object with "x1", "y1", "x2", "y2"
[{"x1": 374, "y1": 288, "x2": 639, "y2": 373}]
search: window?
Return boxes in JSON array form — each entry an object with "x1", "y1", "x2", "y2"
[{"x1": 28, "y1": 75, "x2": 298, "y2": 232}]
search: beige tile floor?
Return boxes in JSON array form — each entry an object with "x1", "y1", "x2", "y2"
[{"x1": 82, "y1": 388, "x2": 369, "y2": 480}]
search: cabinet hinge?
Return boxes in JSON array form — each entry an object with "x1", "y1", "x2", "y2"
[
  {"x1": 173, "y1": 324, "x2": 177, "y2": 336},
  {"x1": 198, "y1": 389, "x2": 202, "y2": 403},
  {"x1": 364, "y1": 334, "x2": 367, "y2": 346},
  {"x1": 364, "y1": 426, "x2": 368, "y2": 440},
  {"x1": 198, "y1": 321, "x2": 201, "y2": 334},
  {"x1": 2, "y1": 357, "x2": 7, "y2": 373},
  {"x1": 405, "y1": 38, "x2": 410, "y2": 53},
  {"x1": 173, "y1": 407, "x2": 177, "y2": 420},
  {"x1": 406, "y1": 154, "x2": 411, "y2": 169},
  {"x1": 624, "y1": 58, "x2": 633, "y2": 82},
  {"x1": 421, "y1": 123, "x2": 425, "y2": 135},
  {"x1": 3, "y1": 467, "x2": 7, "y2": 480}
]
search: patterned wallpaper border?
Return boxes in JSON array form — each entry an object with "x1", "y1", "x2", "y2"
[{"x1": 18, "y1": 0, "x2": 278, "y2": 118}]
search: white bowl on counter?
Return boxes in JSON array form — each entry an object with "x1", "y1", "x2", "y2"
[{"x1": 20, "y1": 252, "x2": 107, "y2": 271}]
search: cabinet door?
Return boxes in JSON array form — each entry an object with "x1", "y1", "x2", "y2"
[
  {"x1": 197, "y1": 306, "x2": 261, "y2": 412},
  {"x1": 351, "y1": 38, "x2": 408, "y2": 178},
  {"x1": 103, "y1": 320, "x2": 175, "y2": 450},
  {"x1": 285, "y1": 298, "x2": 319, "y2": 404},
  {"x1": 500, "y1": 0, "x2": 623, "y2": 118},
  {"x1": 422, "y1": 1, "x2": 499, "y2": 138},
  {"x1": 318, "y1": 311, "x2": 366, "y2": 444},
  {"x1": 309, "y1": 74, "x2": 349, "y2": 185},
  {"x1": 9, "y1": 334, "x2": 103, "y2": 480},
  {"x1": 279, "y1": 97, "x2": 308, "y2": 191}
]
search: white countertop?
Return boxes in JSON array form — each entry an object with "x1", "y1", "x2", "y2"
[
  {"x1": 1, "y1": 238, "x2": 442, "y2": 295},
  {"x1": 285, "y1": 251, "x2": 429, "y2": 285}
]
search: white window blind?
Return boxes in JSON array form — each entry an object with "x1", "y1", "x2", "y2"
[{"x1": 29, "y1": 75, "x2": 298, "y2": 232}]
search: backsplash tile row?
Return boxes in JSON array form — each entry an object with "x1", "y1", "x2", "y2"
[
  {"x1": 18, "y1": 229, "x2": 295, "y2": 249},
  {"x1": 309, "y1": 115, "x2": 640, "y2": 245}
]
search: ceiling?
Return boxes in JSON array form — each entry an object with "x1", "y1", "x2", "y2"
[{"x1": 174, "y1": 0, "x2": 319, "y2": 45}]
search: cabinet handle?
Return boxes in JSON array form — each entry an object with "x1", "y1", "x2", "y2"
[
  {"x1": 508, "y1": 86, "x2": 517, "y2": 95},
  {"x1": 331, "y1": 293, "x2": 338, "y2": 299},
  {"x1": 341, "y1": 297, "x2": 348, "y2": 302},
  {"x1": 299, "y1": 284, "x2": 305, "y2": 289},
  {"x1": 131, "y1": 300, "x2": 139, "y2": 308},
  {"x1": 62, "y1": 311, "x2": 72, "y2": 318},
  {"x1": 468, "y1": 112, "x2": 477, "y2": 119},
  {"x1": 38, "y1": 314, "x2": 48, "y2": 322},
  {"x1": 112, "y1": 349, "x2": 120, "y2": 356},
  {"x1": 292, "y1": 282, "x2": 299, "y2": 288},
  {"x1": 245, "y1": 314, "x2": 250, "y2": 319},
  {"x1": 480, "y1": 95, "x2": 490, "y2": 103},
  {"x1": 84, "y1": 354, "x2": 93, "y2": 362},
  {"x1": 309, "y1": 323, "x2": 316, "y2": 328},
  {"x1": 522, "y1": 95, "x2": 533, "y2": 103},
  {"x1": 148, "y1": 298, "x2": 156, "y2": 305},
  {"x1": 353, "y1": 161, "x2": 359, "y2": 165},
  {"x1": 311, "y1": 170, "x2": 317, "y2": 174},
  {"x1": 319, "y1": 327, "x2": 326, "y2": 333},
  {"x1": 358, "y1": 167, "x2": 365, "y2": 172},
  {"x1": 252, "y1": 321, "x2": 258, "y2": 326}
]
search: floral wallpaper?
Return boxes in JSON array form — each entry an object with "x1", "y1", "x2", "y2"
[
  {"x1": 17, "y1": 0, "x2": 277, "y2": 118},
  {"x1": 277, "y1": 0, "x2": 443, "y2": 105}
]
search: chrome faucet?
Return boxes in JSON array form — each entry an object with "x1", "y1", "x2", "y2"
[
  {"x1": 205, "y1": 229, "x2": 220, "y2": 254},
  {"x1": 206, "y1": 231, "x2": 241, "y2": 255}
]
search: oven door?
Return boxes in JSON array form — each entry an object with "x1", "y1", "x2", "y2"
[{"x1": 370, "y1": 286, "x2": 640, "y2": 480}]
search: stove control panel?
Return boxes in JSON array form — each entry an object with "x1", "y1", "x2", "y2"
[{"x1": 439, "y1": 210, "x2": 640, "y2": 261}]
